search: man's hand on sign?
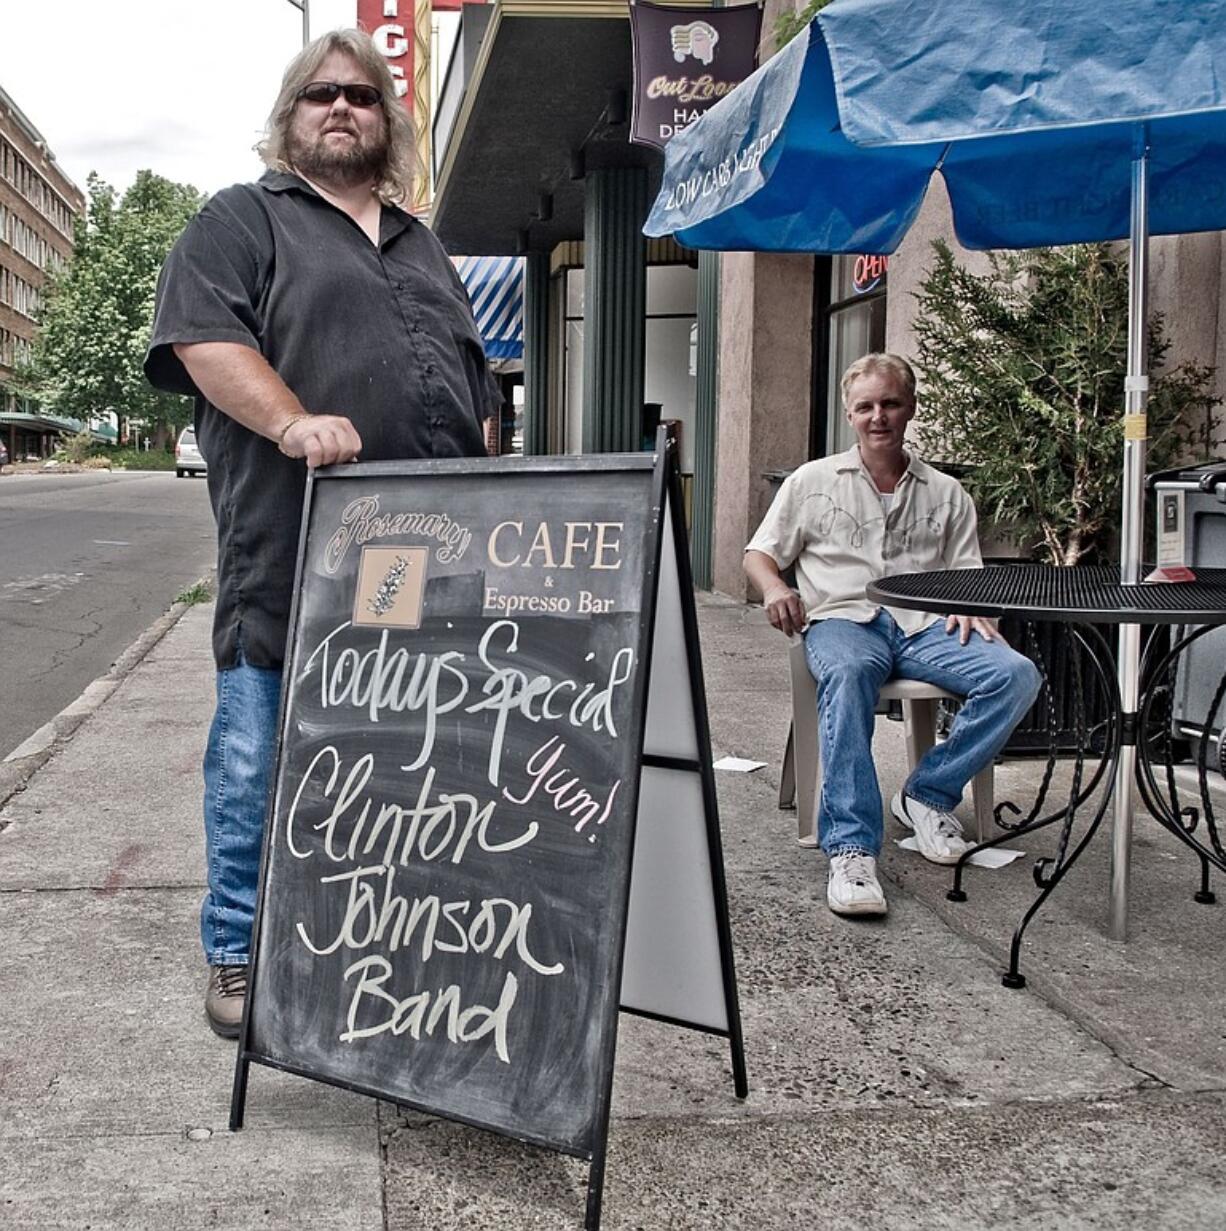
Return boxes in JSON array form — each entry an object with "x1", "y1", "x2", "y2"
[
  {"x1": 277, "y1": 413, "x2": 363, "y2": 467},
  {"x1": 763, "y1": 581, "x2": 806, "y2": 638},
  {"x1": 944, "y1": 613, "x2": 1002, "y2": 645}
]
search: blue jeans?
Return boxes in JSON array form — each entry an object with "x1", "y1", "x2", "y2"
[
  {"x1": 201, "y1": 657, "x2": 282, "y2": 965},
  {"x1": 803, "y1": 611, "x2": 1042, "y2": 859}
]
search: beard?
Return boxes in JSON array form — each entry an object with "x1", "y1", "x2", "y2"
[{"x1": 287, "y1": 122, "x2": 388, "y2": 188}]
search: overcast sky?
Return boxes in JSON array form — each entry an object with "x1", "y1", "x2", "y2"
[{"x1": 0, "y1": 0, "x2": 366, "y2": 200}]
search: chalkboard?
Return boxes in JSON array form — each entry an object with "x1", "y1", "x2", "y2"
[{"x1": 231, "y1": 447, "x2": 745, "y2": 1226}]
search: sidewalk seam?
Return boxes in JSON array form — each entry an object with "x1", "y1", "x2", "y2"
[
  {"x1": 881, "y1": 864, "x2": 1180, "y2": 1093},
  {"x1": 0, "y1": 570, "x2": 215, "y2": 825}
]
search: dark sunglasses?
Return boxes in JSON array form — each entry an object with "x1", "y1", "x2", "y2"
[{"x1": 296, "y1": 81, "x2": 383, "y2": 108}]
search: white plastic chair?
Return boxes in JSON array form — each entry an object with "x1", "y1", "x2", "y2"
[{"x1": 779, "y1": 637, "x2": 995, "y2": 848}]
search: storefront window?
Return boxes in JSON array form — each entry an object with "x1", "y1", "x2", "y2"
[
  {"x1": 560, "y1": 263, "x2": 698, "y2": 463},
  {"x1": 645, "y1": 264, "x2": 698, "y2": 472},
  {"x1": 563, "y1": 268, "x2": 584, "y2": 453},
  {"x1": 814, "y1": 254, "x2": 888, "y2": 457}
]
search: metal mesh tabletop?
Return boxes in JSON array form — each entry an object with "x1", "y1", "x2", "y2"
[{"x1": 867, "y1": 565, "x2": 1226, "y2": 625}]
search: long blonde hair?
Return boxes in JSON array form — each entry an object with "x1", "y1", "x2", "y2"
[{"x1": 257, "y1": 29, "x2": 422, "y2": 206}]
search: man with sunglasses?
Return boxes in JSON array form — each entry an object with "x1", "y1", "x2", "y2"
[{"x1": 145, "y1": 30, "x2": 496, "y2": 1039}]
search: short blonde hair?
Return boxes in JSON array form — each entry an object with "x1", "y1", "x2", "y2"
[
  {"x1": 257, "y1": 29, "x2": 423, "y2": 206},
  {"x1": 840, "y1": 353, "x2": 917, "y2": 408}
]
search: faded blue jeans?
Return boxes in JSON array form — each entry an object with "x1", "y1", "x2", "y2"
[
  {"x1": 803, "y1": 611, "x2": 1042, "y2": 859},
  {"x1": 201, "y1": 656, "x2": 282, "y2": 966}
]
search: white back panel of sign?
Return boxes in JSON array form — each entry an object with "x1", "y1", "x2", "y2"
[
  {"x1": 621, "y1": 766, "x2": 729, "y2": 1030},
  {"x1": 643, "y1": 497, "x2": 699, "y2": 759},
  {"x1": 621, "y1": 486, "x2": 729, "y2": 1032}
]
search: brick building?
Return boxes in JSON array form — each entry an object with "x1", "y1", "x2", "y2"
[{"x1": 0, "y1": 83, "x2": 85, "y2": 461}]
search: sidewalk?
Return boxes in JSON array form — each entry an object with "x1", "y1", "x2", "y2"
[{"x1": 2, "y1": 593, "x2": 1224, "y2": 1228}]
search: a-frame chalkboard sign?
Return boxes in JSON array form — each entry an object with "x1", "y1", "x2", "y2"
[{"x1": 230, "y1": 438, "x2": 746, "y2": 1228}]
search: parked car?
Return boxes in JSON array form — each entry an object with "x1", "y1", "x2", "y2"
[
  {"x1": 0, "y1": 439, "x2": 9, "y2": 471},
  {"x1": 175, "y1": 426, "x2": 207, "y2": 478}
]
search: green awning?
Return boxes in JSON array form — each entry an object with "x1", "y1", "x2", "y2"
[
  {"x1": 0, "y1": 412, "x2": 116, "y2": 443},
  {"x1": 0, "y1": 411, "x2": 87, "y2": 433}
]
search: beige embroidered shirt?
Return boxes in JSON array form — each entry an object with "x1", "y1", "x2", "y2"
[{"x1": 746, "y1": 447, "x2": 983, "y2": 635}]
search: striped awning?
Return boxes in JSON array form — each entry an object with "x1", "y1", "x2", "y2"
[{"x1": 454, "y1": 255, "x2": 523, "y2": 360}]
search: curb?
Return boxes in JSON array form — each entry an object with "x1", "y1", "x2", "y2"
[{"x1": 0, "y1": 572, "x2": 215, "y2": 816}]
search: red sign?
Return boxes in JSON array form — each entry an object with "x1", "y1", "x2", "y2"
[
  {"x1": 357, "y1": 0, "x2": 475, "y2": 113},
  {"x1": 852, "y1": 254, "x2": 889, "y2": 294}
]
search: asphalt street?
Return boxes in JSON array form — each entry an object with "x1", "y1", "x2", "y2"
[{"x1": 0, "y1": 470, "x2": 216, "y2": 759}]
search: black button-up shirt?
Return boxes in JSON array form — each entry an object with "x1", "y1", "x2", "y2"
[{"x1": 145, "y1": 172, "x2": 494, "y2": 669}]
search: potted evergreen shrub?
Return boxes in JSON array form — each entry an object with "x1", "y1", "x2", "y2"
[{"x1": 912, "y1": 240, "x2": 1220, "y2": 566}]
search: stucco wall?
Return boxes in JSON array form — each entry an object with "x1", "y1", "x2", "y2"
[
  {"x1": 712, "y1": 251, "x2": 814, "y2": 600},
  {"x1": 1152, "y1": 231, "x2": 1225, "y2": 454},
  {"x1": 884, "y1": 177, "x2": 992, "y2": 371},
  {"x1": 706, "y1": 0, "x2": 817, "y2": 603}
]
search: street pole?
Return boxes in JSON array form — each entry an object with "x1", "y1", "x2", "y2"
[
  {"x1": 1108, "y1": 130, "x2": 1150, "y2": 943},
  {"x1": 285, "y1": 0, "x2": 310, "y2": 48}
]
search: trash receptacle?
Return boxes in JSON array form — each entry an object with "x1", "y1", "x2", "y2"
[{"x1": 1148, "y1": 462, "x2": 1226, "y2": 756}]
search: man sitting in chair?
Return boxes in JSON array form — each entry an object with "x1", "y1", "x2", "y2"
[{"x1": 744, "y1": 353, "x2": 1041, "y2": 918}]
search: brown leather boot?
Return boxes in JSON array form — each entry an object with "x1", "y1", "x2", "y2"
[{"x1": 204, "y1": 964, "x2": 247, "y2": 1038}]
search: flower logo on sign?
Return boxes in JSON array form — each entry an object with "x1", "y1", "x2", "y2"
[
  {"x1": 366, "y1": 554, "x2": 412, "y2": 618},
  {"x1": 671, "y1": 20, "x2": 719, "y2": 66}
]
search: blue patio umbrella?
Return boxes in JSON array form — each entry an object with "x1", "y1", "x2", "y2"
[{"x1": 645, "y1": 0, "x2": 1226, "y2": 939}]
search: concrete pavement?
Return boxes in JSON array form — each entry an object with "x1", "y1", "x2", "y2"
[{"x1": 2, "y1": 591, "x2": 1225, "y2": 1228}]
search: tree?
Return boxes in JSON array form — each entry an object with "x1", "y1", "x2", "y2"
[
  {"x1": 16, "y1": 171, "x2": 206, "y2": 449},
  {"x1": 773, "y1": 0, "x2": 833, "y2": 50},
  {"x1": 912, "y1": 241, "x2": 1221, "y2": 566}
]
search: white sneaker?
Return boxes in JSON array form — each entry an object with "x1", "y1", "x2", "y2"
[
  {"x1": 826, "y1": 851, "x2": 887, "y2": 916},
  {"x1": 891, "y1": 792, "x2": 971, "y2": 864}
]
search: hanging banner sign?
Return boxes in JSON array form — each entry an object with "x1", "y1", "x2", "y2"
[{"x1": 629, "y1": 1, "x2": 762, "y2": 151}]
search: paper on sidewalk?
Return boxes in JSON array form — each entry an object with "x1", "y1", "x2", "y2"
[
  {"x1": 712, "y1": 756, "x2": 768, "y2": 772},
  {"x1": 896, "y1": 836, "x2": 1025, "y2": 869}
]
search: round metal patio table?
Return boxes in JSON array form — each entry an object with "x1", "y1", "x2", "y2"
[{"x1": 867, "y1": 565, "x2": 1226, "y2": 987}]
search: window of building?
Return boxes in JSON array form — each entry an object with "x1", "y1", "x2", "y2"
[
  {"x1": 0, "y1": 137, "x2": 75, "y2": 238},
  {"x1": 562, "y1": 266, "x2": 584, "y2": 454},
  {"x1": 0, "y1": 267, "x2": 40, "y2": 318},
  {"x1": 0, "y1": 328, "x2": 30, "y2": 369},
  {"x1": 644, "y1": 264, "x2": 698, "y2": 473},
  {"x1": 2, "y1": 212, "x2": 51, "y2": 269},
  {"x1": 560, "y1": 263, "x2": 698, "y2": 461},
  {"x1": 810, "y1": 253, "x2": 889, "y2": 457}
]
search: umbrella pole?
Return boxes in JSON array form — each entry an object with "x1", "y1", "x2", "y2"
[{"x1": 1108, "y1": 135, "x2": 1150, "y2": 942}]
